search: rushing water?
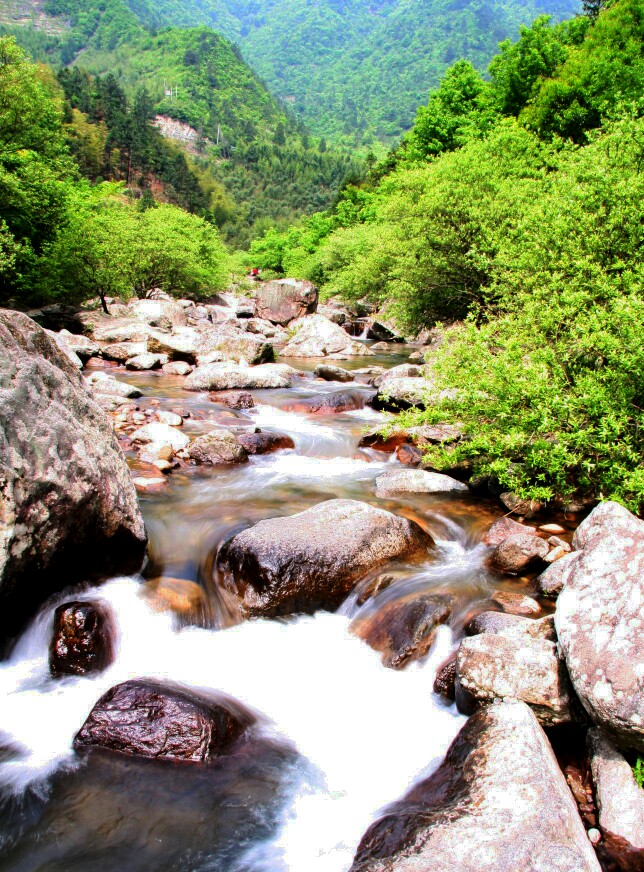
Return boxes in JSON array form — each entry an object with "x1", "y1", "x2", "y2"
[{"x1": 0, "y1": 345, "x2": 554, "y2": 872}]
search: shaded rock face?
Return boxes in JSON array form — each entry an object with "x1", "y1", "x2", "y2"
[
  {"x1": 49, "y1": 601, "x2": 115, "y2": 677},
  {"x1": 489, "y1": 532, "x2": 549, "y2": 574},
  {"x1": 353, "y1": 593, "x2": 452, "y2": 669},
  {"x1": 281, "y1": 315, "x2": 373, "y2": 358},
  {"x1": 284, "y1": 391, "x2": 368, "y2": 415},
  {"x1": 218, "y1": 499, "x2": 434, "y2": 619},
  {"x1": 455, "y1": 633, "x2": 576, "y2": 727},
  {"x1": 188, "y1": 429, "x2": 248, "y2": 465},
  {"x1": 350, "y1": 701, "x2": 601, "y2": 872},
  {"x1": 254, "y1": 279, "x2": 318, "y2": 326},
  {"x1": 73, "y1": 680, "x2": 253, "y2": 763},
  {"x1": 588, "y1": 729, "x2": 644, "y2": 870},
  {"x1": 556, "y1": 501, "x2": 644, "y2": 752},
  {"x1": 237, "y1": 431, "x2": 295, "y2": 455},
  {"x1": 0, "y1": 311, "x2": 146, "y2": 642},
  {"x1": 375, "y1": 469, "x2": 468, "y2": 497}
]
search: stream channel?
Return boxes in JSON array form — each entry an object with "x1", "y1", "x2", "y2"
[{"x1": 0, "y1": 344, "x2": 560, "y2": 872}]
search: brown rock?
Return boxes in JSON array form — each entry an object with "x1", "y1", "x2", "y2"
[
  {"x1": 490, "y1": 590, "x2": 542, "y2": 616},
  {"x1": 73, "y1": 680, "x2": 253, "y2": 763},
  {"x1": 500, "y1": 492, "x2": 544, "y2": 518},
  {"x1": 49, "y1": 601, "x2": 115, "y2": 677},
  {"x1": 218, "y1": 499, "x2": 433, "y2": 618},
  {"x1": 314, "y1": 363, "x2": 355, "y2": 383},
  {"x1": 237, "y1": 431, "x2": 295, "y2": 455},
  {"x1": 254, "y1": 279, "x2": 318, "y2": 326},
  {"x1": 482, "y1": 516, "x2": 536, "y2": 546},
  {"x1": 535, "y1": 551, "x2": 579, "y2": 597},
  {"x1": 465, "y1": 611, "x2": 555, "y2": 641},
  {"x1": 490, "y1": 533, "x2": 549, "y2": 574},
  {"x1": 395, "y1": 444, "x2": 423, "y2": 466},
  {"x1": 433, "y1": 652, "x2": 457, "y2": 699},
  {"x1": 212, "y1": 391, "x2": 255, "y2": 409},
  {"x1": 188, "y1": 429, "x2": 248, "y2": 465},
  {"x1": 284, "y1": 391, "x2": 368, "y2": 415},
  {"x1": 353, "y1": 593, "x2": 452, "y2": 669}
]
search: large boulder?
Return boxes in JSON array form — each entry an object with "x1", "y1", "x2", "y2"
[
  {"x1": 372, "y1": 364, "x2": 424, "y2": 389},
  {"x1": 556, "y1": 501, "x2": 644, "y2": 752},
  {"x1": 350, "y1": 701, "x2": 601, "y2": 872},
  {"x1": 49, "y1": 600, "x2": 115, "y2": 677},
  {"x1": 375, "y1": 469, "x2": 469, "y2": 496},
  {"x1": 281, "y1": 314, "x2": 373, "y2": 358},
  {"x1": 196, "y1": 333, "x2": 275, "y2": 366},
  {"x1": 128, "y1": 298, "x2": 188, "y2": 330},
  {"x1": 237, "y1": 431, "x2": 295, "y2": 455},
  {"x1": 370, "y1": 377, "x2": 432, "y2": 411},
  {"x1": 184, "y1": 363, "x2": 291, "y2": 392},
  {"x1": 353, "y1": 593, "x2": 452, "y2": 669},
  {"x1": 489, "y1": 532, "x2": 549, "y2": 574},
  {"x1": 314, "y1": 363, "x2": 354, "y2": 383},
  {"x1": 218, "y1": 499, "x2": 433, "y2": 618},
  {"x1": 455, "y1": 633, "x2": 576, "y2": 727},
  {"x1": 0, "y1": 311, "x2": 146, "y2": 640},
  {"x1": 147, "y1": 328, "x2": 199, "y2": 362},
  {"x1": 254, "y1": 279, "x2": 318, "y2": 325},
  {"x1": 73, "y1": 679, "x2": 253, "y2": 763},
  {"x1": 188, "y1": 429, "x2": 248, "y2": 465}
]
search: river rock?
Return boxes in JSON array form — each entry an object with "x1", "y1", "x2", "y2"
[
  {"x1": 162, "y1": 360, "x2": 193, "y2": 376},
  {"x1": 370, "y1": 377, "x2": 430, "y2": 411},
  {"x1": 455, "y1": 633, "x2": 576, "y2": 727},
  {"x1": 367, "y1": 320, "x2": 402, "y2": 343},
  {"x1": 375, "y1": 469, "x2": 468, "y2": 497},
  {"x1": 184, "y1": 363, "x2": 291, "y2": 392},
  {"x1": 155, "y1": 411, "x2": 183, "y2": 427},
  {"x1": 395, "y1": 444, "x2": 423, "y2": 466},
  {"x1": 433, "y1": 652, "x2": 457, "y2": 699},
  {"x1": 237, "y1": 431, "x2": 295, "y2": 455},
  {"x1": 353, "y1": 593, "x2": 452, "y2": 669},
  {"x1": 372, "y1": 364, "x2": 423, "y2": 389},
  {"x1": 314, "y1": 363, "x2": 355, "y2": 383},
  {"x1": 89, "y1": 319, "x2": 156, "y2": 344},
  {"x1": 196, "y1": 334, "x2": 274, "y2": 367},
  {"x1": 482, "y1": 516, "x2": 536, "y2": 546},
  {"x1": 489, "y1": 532, "x2": 549, "y2": 574},
  {"x1": 73, "y1": 679, "x2": 253, "y2": 763},
  {"x1": 188, "y1": 428, "x2": 248, "y2": 465},
  {"x1": 350, "y1": 701, "x2": 601, "y2": 872},
  {"x1": 254, "y1": 279, "x2": 318, "y2": 325},
  {"x1": 211, "y1": 390, "x2": 255, "y2": 409},
  {"x1": 555, "y1": 501, "x2": 644, "y2": 752},
  {"x1": 130, "y1": 422, "x2": 190, "y2": 452},
  {"x1": 281, "y1": 314, "x2": 372, "y2": 358},
  {"x1": 55, "y1": 330, "x2": 101, "y2": 361},
  {"x1": 490, "y1": 590, "x2": 541, "y2": 616},
  {"x1": 46, "y1": 330, "x2": 83, "y2": 369},
  {"x1": 587, "y1": 728, "x2": 644, "y2": 869},
  {"x1": 535, "y1": 550, "x2": 579, "y2": 597},
  {"x1": 49, "y1": 601, "x2": 115, "y2": 677},
  {"x1": 147, "y1": 329, "x2": 199, "y2": 362},
  {"x1": 125, "y1": 353, "x2": 168, "y2": 370},
  {"x1": 0, "y1": 311, "x2": 146, "y2": 639},
  {"x1": 500, "y1": 491, "x2": 544, "y2": 518},
  {"x1": 87, "y1": 374, "x2": 142, "y2": 400},
  {"x1": 128, "y1": 298, "x2": 188, "y2": 330},
  {"x1": 218, "y1": 499, "x2": 433, "y2": 618},
  {"x1": 284, "y1": 391, "x2": 367, "y2": 415},
  {"x1": 101, "y1": 341, "x2": 148, "y2": 363},
  {"x1": 465, "y1": 611, "x2": 556, "y2": 641}
]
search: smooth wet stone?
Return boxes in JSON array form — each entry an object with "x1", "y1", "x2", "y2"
[
  {"x1": 0, "y1": 311, "x2": 146, "y2": 639},
  {"x1": 73, "y1": 679, "x2": 253, "y2": 763},
  {"x1": 130, "y1": 422, "x2": 190, "y2": 452},
  {"x1": 350, "y1": 701, "x2": 601, "y2": 872},
  {"x1": 184, "y1": 363, "x2": 291, "y2": 392},
  {"x1": 218, "y1": 499, "x2": 434, "y2": 618},
  {"x1": 375, "y1": 468, "x2": 469, "y2": 497},
  {"x1": 556, "y1": 501, "x2": 644, "y2": 752},
  {"x1": 154, "y1": 410, "x2": 183, "y2": 427},
  {"x1": 465, "y1": 611, "x2": 556, "y2": 641},
  {"x1": 280, "y1": 314, "x2": 373, "y2": 358},
  {"x1": 314, "y1": 363, "x2": 355, "y2": 382},
  {"x1": 254, "y1": 278, "x2": 318, "y2": 325},
  {"x1": 188, "y1": 428, "x2": 248, "y2": 465},
  {"x1": 482, "y1": 516, "x2": 536, "y2": 546},
  {"x1": 433, "y1": 652, "x2": 457, "y2": 700},
  {"x1": 353, "y1": 593, "x2": 452, "y2": 669},
  {"x1": 143, "y1": 577, "x2": 209, "y2": 623},
  {"x1": 49, "y1": 601, "x2": 115, "y2": 677},
  {"x1": 237, "y1": 431, "x2": 295, "y2": 455},
  {"x1": 284, "y1": 390, "x2": 367, "y2": 415},
  {"x1": 490, "y1": 590, "x2": 541, "y2": 616},
  {"x1": 455, "y1": 633, "x2": 576, "y2": 727},
  {"x1": 588, "y1": 729, "x2": 644, "y2": 869},
  {"x1": 535, "y1": 550, "x2": 579, "y2": 597},
  {"x1": 489, "y1": 532, "x2": 549, "y2": 574},
  {"x1": 540, "y1": 523, "x2": 567, "y2": 535},
  {"x1": 138, "y1": 441, "x2": 176, "y2": 467}
]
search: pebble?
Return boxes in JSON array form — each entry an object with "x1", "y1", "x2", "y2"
[{"x1": 539, "y1": 523, "x2": 566, "y2": 535}]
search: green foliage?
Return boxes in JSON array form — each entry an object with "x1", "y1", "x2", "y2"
[{"x1": 634, "y1": 758, "x2": 644, "y2": 788}]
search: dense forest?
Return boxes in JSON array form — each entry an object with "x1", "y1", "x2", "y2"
[{"x1": 250, "y1": 0, "x2": 644, "y2": 512}]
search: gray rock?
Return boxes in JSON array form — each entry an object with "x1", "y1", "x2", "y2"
[
  {"x1": 87, "y1": 318, "x2": 156, "y2": 343},
  {"x1": 281, "y1": 314, "x2": 373, "y2": 358},
  {"x1": 0, "y1": 311, "x2": 146, "y2": 639},
  {"x1": 218, "y1": 499, "x2": 433, "y2": 618},
  {"x1": 314, "y1": 363, "x2": 355, "y2": 383},
  {"x1": 46, "y1": 330, "x2": 83, "y2": 369},
  {"x1": 55, "y1": 330, "x2": 101, "y2": 361},
  {"x1": 147, "y1": 328, "x2": 199, "y2": 362},
  {"x1": 375, "y1": 468, "x2": 469, "y2": 497},
  {"x1": 196, "y1": 333, "x2": 274, "y2": 366},
  {"x1": 101, "y1": 341, "x2": 148, "y2": 362},
  {"x1": 254, "y1": 279, "x2": 318, "y2": 326},
  {"x1": 350, "y1": 701, "x2": 601, "y2": 872},
  {"x1": 370, "y1": 377, "x2": 432, "y2": 411},
  {"x1": 130, "y1": 422, "x2": 190, "y2": 452},
  {"x1": 162, "y1": 360, "x2": 193, "y2": 376},
  {"x1": 456, "y1": 632, "x2": 576, "y2": 726},
  {"x1": 490, "y1": 532, "x2": 549, "y2": 574},
  {"x1": 188, "y1": 429, "x2": 248, "y2": 465},
  {"x1": 128, "y1": 298, "x2": 188, "y2": 330},
  {"x1": 588, "y1": 729, "x2": 644, "y2": 868},
  {"x1": 184, "y1": 363, "x2": 291, "y2": 392},
  {"x1": 556, "y1": 501, "x2": 644, "y2": 752},
  {"x1": 535, "y1": 551, "x2": 580, "y2": 597},
  {"x1": 372, "y1": 364, "x2": 423, "y2": 389},
  {"x1": 87, "y1": 375, "x2": 142, "y2": 400},
  {"x1": 466, "y1": 611, "x2": 556, "y2": 641},
  {"x1": 125, "y1": 353, "x2": 168, "y2": 370}
]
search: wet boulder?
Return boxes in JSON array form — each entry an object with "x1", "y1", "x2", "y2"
[
  {"x1": 535, "y1": 551, "x2": 579, "y2": 597},
  {"x1": 49, "y1": 601, "x2": 115, "y2": 677},
  {"x1": 130, "y1": 422, "x2": 190, "y2": 453},
  {"x1": 254, "y1": 279, "x2": 318, "y2": 325},
  {"x1": 375, "y1": 469, "x2": 468, "y2": 497},
  {"x1": 395, "y1": 444, "x2": 423, "y2": 466},
  {"x1": 556, "y1": 501, "x2": 644, "y2": 752},
  {"x1": 188, "y1": 428, "x2": 248, "y2": 465},
  {"x1": 196, "y1": 334, "x2": 275, "y2": 367},
  {"x1": 482, "y1": 516, "x2": 536, "y2": 546},
  {"x1": 465, "y1": 611, "x2": 555, "y2": 641},
  {"x1": 284, "y1": 390, "x2": 368, "y2": 415},
  {"x1": 184, "y1": 363, "x2": 291, "y2": 392},
  {"x1": 73, "y1": 679, "x2": 253, "y2": 763},
  {"x1": 281, "y1": 314, "x2": 373, "y2": 358},
  {"x1": 353, "y1": 593, "x2": 452, "y2": 669},
  {"x1": 211, "y1": 391, "x2": 255, "y2": 409},
  {"x1": 350, "y1": 701, "x2": 601, "y2": 872},
  {"x1": 218, "y1": 499, "x2": 433, "y2": 618},
  {"x1": 125, "y1": 353, "x2": 168, "y2": 370},
  {"x1": 314, "y1": 363, "x2": 355, "y2": 383},
  {"x1": 0, "y1": 311, "x2": 146, "y2": 640},
  {"x1": 433, "y1": 652, "x2": 457, "y2": 700},
  {"x1": 455, "y1": 632, "x2": 576, "y2": 727},
  {"x1": 237, "y1": 431, "x2": 295, "y2": 455},
  {"x1": 587, "y1": 729, "x2": 644, "y2": 869},
  {"x1": 489, "y1": 532, "x2": 549, "y2": 574}
]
